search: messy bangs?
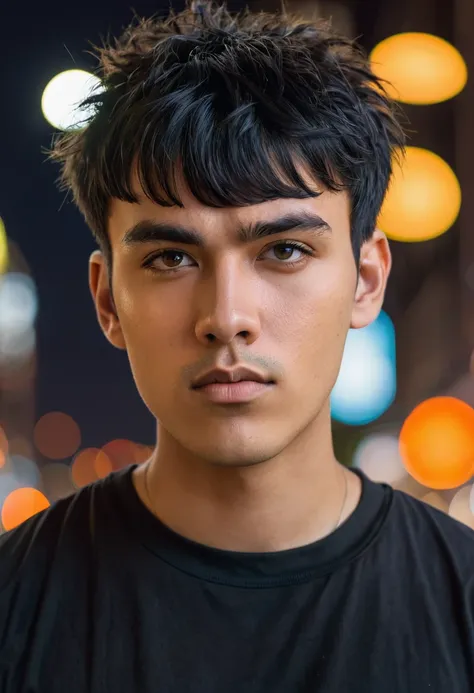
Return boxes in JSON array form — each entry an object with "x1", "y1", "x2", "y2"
[{"x1": 47, "y1": 1, "x2": 405, "y2": 265}]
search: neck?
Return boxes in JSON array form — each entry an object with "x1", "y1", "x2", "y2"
[{"x1": 133, "y1": 405, "x2": 362, "y2": 553}]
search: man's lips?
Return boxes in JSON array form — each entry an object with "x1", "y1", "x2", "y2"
[
  {"x1": 193, "y1": 380, "x2": 274, "y2": 404},
  {"x1": 191, "y1": 366, "x2": 272, "y2": 389}
]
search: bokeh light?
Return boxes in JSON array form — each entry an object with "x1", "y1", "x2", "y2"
[
  {"x1": 0, "y1": 217, "x2": 8, "y2": 275},
  {"x1": 41, "y1": 69, "x2": 103, "y2": 131},
  {"x1": 0, "y1": 272, "x2": 38, "y2": 332},
  {"x1": 1, "y1": 487, "x2": 50, "y2": 531},
  {"x1": 70, "y1": 442, "x2": 152, "y2": 489},
  {"x1": 133, "y1": 444, "x2": 154, "y2": 465},
  {"x1": 95, "y1": 449, "x2": 114, "y2": 478},
  {"x1": 331, "y1": 310, "x2": 396, "y2": 425},
  {"x1": 101, "y1": 439, "x2": 153, "y2": 471},
  {"x1": 353, "y1": 433, "x2": 406, "y2": 485},
  {"x1": 399, "y1": 397, "x2": 474, "y2": 489},
  {"x1": 9, "y1": 455, "x2": 41, "y2": 489},
  {"x1": 71, "y1": 448, "x2": 113, "y2": 488},
  {"x1": 8, "y1": 437, "x2": 34, "y2": 460},
  {"x1": 370, "y1": 33, "x2": 467, "y2": 105},
  {"x1": 0, "y1": 471, "x2": 22, "y2": 513},
  {"x1": 378, "y1": 147, "x2": 461, "y2": 242},
  {"x1": 0, "y1": 425, "x2": 8, "y2": 469},
  {"x1": 41, "y1": 463, "x2": 75, "y2": 502},
  {"x1": 0, "y1": 453, "x2": 42, "y2": 525},
  {"x1": 448, "y1": 486, "x2": 474, "y2": 529},
  {"x1": 34, "y1": 412, "x2": 81, "y2": 460},
  {"x1": 0, "y1": 326, "x2": 36, "y2": 367},
  {"x1": 0, "y1": 272, "x2": 38, "y2": 366}
]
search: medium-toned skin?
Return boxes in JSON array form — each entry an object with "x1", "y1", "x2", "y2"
[{"x1": 89, "y1": 169, "x2": 391, "y2": 552}]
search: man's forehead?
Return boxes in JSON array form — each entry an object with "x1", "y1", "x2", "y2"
[{"x1": 108, "y1": 164, "x2": 349, "y2": 247}]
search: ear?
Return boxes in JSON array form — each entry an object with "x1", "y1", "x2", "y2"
[
  {"x1": 350, "y1": 229, "x2": 392, "y2": 330},
  {"x1": 89, "y1": 250, "x2": 127, "y2": 350}
]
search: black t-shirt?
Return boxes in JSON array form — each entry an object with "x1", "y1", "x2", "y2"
[{"x1": 1, "y1": 464, "x2": 473, "y2": 692}]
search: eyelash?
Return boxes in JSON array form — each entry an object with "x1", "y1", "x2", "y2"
[{"x1": 142, "y1": 241, "x2": 315, "y2": 274}]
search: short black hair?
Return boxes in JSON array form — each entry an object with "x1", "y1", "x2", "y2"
[{"x1": 47, "y1": 0, "x2": 406, "y2": 270}]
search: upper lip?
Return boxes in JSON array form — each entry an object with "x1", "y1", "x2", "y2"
[{"x1": 192, "y1": 366, "x2": 272, "y2": 389}]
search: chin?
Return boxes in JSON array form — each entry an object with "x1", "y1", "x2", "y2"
[
  {"x1": 174, "y1": 419, "x2": 288, "y2": 467},
  {"x1": 192, "y1": 446, "x2": 278, "y2": 468}
]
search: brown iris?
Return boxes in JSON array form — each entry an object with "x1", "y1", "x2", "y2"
[
  {"x1": 161, "y1": 251, "x2": 185, "y2": 268},
  {"x1": 272, "y1": 244, "x2": 295, "y2": 261}
]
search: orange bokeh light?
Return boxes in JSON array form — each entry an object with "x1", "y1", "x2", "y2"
[
  {"x1": 101, "y1": 439, "x2": 152, "y2": 470},
  {"x1": 71, "y1": 448, "x2": 113, "y2": 488},
  {"x1": 34, "y1": 412, "x2": 81, "y2": 460},
  {"x1": 1, "y1": 487, "x2": 50, "y2": 531},
  {"x1": 370, "y1": 33, "x2": 467, "y2": 106},
  {"x1": 399, "y1": 397, "x2": 474, "y2": 489},
  {"x1": 133, "y1": 444, "x2": 154, "y2": 465},
  {"x1": 95, "y1": 450, "x2": 113, "y2": 479}
]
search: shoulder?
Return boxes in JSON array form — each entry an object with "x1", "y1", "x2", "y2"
[
  {"x1": 0, "y1": 489, "x2": 80, "y2": 590},
  {"x1": 0, "y1": 468, "x2": 132, "y2": 666},
  {"x1": 386, "y1": 487, "x2": 474, "y2": 581},
  {"x1": 0, "y1": 470, "x2": 118, "y2": 591}
]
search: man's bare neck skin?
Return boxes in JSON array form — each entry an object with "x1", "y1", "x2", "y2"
[{"x1": 133, "y1": 406, "x2": 362, "y2": 553}]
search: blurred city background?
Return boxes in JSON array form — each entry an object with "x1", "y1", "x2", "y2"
[{"x1": 1, "y1": 0, "x2": 474, "y2": 531}]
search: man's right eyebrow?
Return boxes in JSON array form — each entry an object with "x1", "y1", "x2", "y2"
[{"x1": 122, "y1": 220, "x2": 204, "y2": 247}]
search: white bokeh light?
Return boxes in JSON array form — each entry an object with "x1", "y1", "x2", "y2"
[
  {"x1": 0, "y1": 326, "x2": 36, "y2": 364},
  {"x1": 0, "y1": 273, "x2": 38, "y2": 365},
  {"x1": 10, "y1": 455, "x2": 41, "y2": 489},
  {"x1": 0, "y1": 273, "x2": 37, "y2": 333},
  {"x1": 449, "y1": 486, "x2": 474, "y2": 529},
  {"x1": 353, "y1": 433, "x2": 406, "y2": 485},
  {"x1": 41, "y1": 69, "x2": 103, "y2": 131}
]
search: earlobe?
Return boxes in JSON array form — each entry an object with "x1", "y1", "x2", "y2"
[
  {"x1": 350, "y1": 230, "x2": 392, "y2": 330},
  {"x1": 89, "y1": 250, "x2": 127, "y2": 350}
]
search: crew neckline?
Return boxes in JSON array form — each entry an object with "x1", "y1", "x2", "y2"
[{"x1": 110, "y1": 464, "x2": 392, "y2": 588}]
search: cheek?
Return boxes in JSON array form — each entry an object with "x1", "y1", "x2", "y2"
[
  {"x1": 116, "y1": 286, "x2": 192, "y2": 415},
  {"x1": 116, "y1": 283, "x2": 192, "y2": 366},
  {"x1": 265, "y1": 263, "x2": 354, "y2": 351}
]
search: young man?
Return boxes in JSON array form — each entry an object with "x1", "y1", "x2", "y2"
[{"x1": 1, "y1": 1, "x2": 473, "y2": 690}]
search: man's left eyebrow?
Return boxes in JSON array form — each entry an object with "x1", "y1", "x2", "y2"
[{"x1": 237, "y1": 212, "x2": 332, "y2": 242}]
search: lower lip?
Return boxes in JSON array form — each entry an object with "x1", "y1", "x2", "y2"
[{"x1": 193, "y1": 381, "x2": 273, "y2": 404}]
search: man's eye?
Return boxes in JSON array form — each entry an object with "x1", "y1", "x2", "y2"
[
  {"x1": 144, "y1": 250, "x2": 195, "y2": 271},
  {"x1": 262, "y1": 242, "x2": 312, "y2": 263}
]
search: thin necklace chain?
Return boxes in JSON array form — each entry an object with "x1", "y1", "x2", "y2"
[
  {"x1": 334, "y1": 464, "x2": 349, "y2": 531},
  {"x1": 144, "y1": 461, "x2": 349, "y2": 537}
]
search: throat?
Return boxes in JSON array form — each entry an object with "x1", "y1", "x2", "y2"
[{"x1": 132, "y1": 454, "x2": 359, "y2": 553}]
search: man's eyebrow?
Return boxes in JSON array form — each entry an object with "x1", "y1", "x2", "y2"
[
  {"x1": 121, "y1": 211, "x2": 332, "y2": 248},
  {"x1": 239, "y1": 212, "x2": 332, "y2": 242},
  {"x1": 122, "y1": 221, "x2": 204, "y2": 247}
]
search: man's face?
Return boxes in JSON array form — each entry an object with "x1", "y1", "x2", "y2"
[{"x1": 91, "y1": 172, "x2": 390, "y2": 466}]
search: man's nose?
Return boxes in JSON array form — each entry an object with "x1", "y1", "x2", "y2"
[{"x1": 194, "y1": 261, "x2": 261, "y2": 347}]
